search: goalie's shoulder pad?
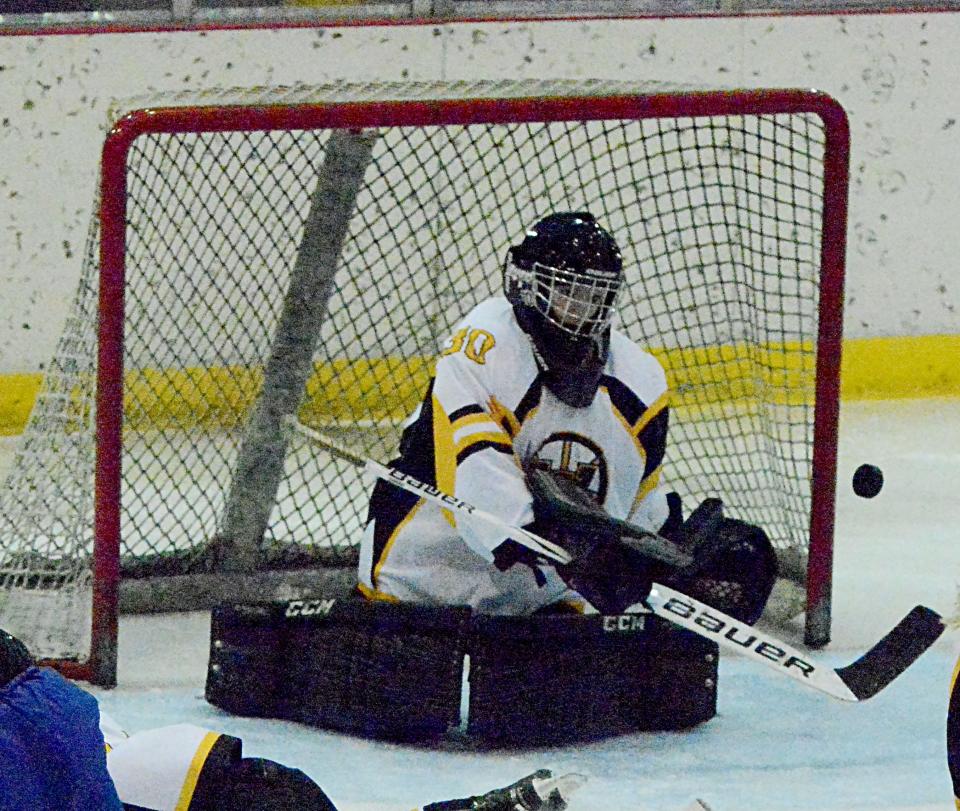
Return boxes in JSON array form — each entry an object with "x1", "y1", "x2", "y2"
[
  {"x1": 607, "y1": 329, "x2": 668, "y2": 403},
  {"x1": 434, "y1": 298, "x2": 541, "y2": 416}
]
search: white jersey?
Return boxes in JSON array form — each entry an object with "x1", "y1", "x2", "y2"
[
  {"x1": 101, "y1": 712, "x2": 238, "y2": 811},
  {"x1": 358, "y1": 296, "x2": 671, "y2": 615}
]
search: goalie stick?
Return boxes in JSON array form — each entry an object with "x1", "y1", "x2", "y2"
[{"x1": 284, "y1": 416, "x2": 944, "y2": 703}]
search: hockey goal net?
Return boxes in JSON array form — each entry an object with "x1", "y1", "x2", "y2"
[{"x1": 0, "y1": 80, "x2": 848, "y2": 686}]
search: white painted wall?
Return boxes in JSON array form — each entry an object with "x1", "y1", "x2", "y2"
[{"x1": 1, "y1": 12, "x2": 958, "y2": 373}]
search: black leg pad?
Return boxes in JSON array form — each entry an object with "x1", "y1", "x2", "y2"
[
  {"x1": 206, "y1": 597, "x2": 717, "y2": 744},
  {"x1": 206, "y1": 596, "x2": 470, "y2": 741},
  {"x1": 467, "y1": 614, "x2": 717, "y2": 744}
]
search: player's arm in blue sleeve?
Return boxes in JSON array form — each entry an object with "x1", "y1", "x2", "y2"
[{"x1": 0, "y1": 666, "x2": 122, "y2": 810}]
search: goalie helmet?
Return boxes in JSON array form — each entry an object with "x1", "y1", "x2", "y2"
[
  {"x1": 504, "y1": 211, "x2": 623, "y2": 340},
  {"x1": 503, "y1": 212, "x2": 624, "y2": 407}
]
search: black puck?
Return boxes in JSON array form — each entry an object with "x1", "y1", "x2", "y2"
[{"x1": 852, "y1": 464, "x2": 884, "y2": 499}]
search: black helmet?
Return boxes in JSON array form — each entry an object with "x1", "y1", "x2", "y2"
[
  {"x1": 504, "y1": 211, "x2": 623, "y2": 340},
  {"x1": 503, "y1": 213, "x2": 624, "y2": 408}
]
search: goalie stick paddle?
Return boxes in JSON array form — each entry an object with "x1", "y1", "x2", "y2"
[{"x1": 283, "y1": 416, "x2": 945, "y2": 703}]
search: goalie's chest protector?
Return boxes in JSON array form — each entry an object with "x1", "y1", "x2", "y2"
[{"x1": 439, "y1": 297, "x2": 669, "y2": 524}]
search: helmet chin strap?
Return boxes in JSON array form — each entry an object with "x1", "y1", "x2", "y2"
[{"x1": 515, "y1": 305, "x2": 608, "y2": 408}]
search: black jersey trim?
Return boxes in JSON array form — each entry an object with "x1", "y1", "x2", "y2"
[
  {"x1": 456, "y1": 439, "x2": 515, "y2": 466},
  {"x1": 514, "y1": 374, "x2": 545, "y2": 425},
  {"x1": 599, "y1": 374, "x2": 670, "y2": 481},
  {"x1": 448, "y1": 403, "x2": 485, "y2": 424},
  {"x1": 365, "y1": 378, "x2": 438, "y2": 582},
  {"x1": 367, "y1": 481, "x2": 422, "y2": 585},
  {"x1": 638, "y1": 407, "x2": 670, "y2": 480},
  {"x1": 599, "y1": 374, "x2": 644, "y2": 425},
  {"x1": 948, "y1": 656, "x2": 960, "y2": 801}
]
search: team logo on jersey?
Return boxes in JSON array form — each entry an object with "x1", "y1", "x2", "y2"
[{"x1": 530, "y1": 432, "x2": 608, "y2": 503}]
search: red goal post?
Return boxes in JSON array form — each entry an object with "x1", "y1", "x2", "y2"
[{"x1": 0, "y1": 81, "x2": 849, "y2": 686}]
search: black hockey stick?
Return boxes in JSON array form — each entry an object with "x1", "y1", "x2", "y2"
[{"x1": 284, "y1": 416, "x2": 944, "y2": 703}]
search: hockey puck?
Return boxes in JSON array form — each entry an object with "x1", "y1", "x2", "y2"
[{"x1": 852, "y1": 464, "x2": 884, "y2": 499}]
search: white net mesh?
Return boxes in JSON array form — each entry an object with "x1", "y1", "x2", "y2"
[{"x1": 0, "y1": 79, "x2": 843, "y2": 667}]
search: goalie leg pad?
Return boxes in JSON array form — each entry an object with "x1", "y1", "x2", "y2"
[
  {"x1": 206, "y1": 602, "x2": 286, "y2": 718},
  {"x1": 207, "y1": 596, "x2": 471, "y2": 741},
  {"x1": 208, "y1": 599, "x2": 718, "y2": 744},
  {"x1": 466, "y1": 613, "x2": 717, "y2": 744}
]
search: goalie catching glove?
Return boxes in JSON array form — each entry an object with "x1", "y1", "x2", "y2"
[
  {"x1": 494, "y1": 467, "x2": 777, "y2": 622},
  {"x1": 493, "y1": 467, "x2": 686, "y2": 614}
]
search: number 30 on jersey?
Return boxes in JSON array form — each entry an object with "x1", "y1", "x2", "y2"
[{"x1": 441, "y1": 326, "x2": 495, "y2": 364}]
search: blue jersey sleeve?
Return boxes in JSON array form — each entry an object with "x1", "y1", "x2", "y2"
[{"x1": 0, "y1": 667, "x2": 122, "y2": 811}]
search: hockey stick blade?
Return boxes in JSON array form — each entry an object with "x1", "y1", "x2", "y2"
[
  {"x1": 648, "y1": 584, "x2": 944, "y2": 702},
  {"x1": 284, "y1": 417, "x2": 943, "y2": 703},
  {"x1": 833, "y1": 605, "x2": 944, "y2": 700}
]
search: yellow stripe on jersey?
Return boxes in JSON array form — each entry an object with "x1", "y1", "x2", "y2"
[
  {"x1": 373, "y1": 498, "x2": 424, "y2": 589},
  {"x1": 454, "y1": 430, "x2": 513, "y2": 458},
  {"x1": 450, "y1": 408, "x2": 505, "y2": 453},
  {"x1": 174, "y1": 731, "x2": 221, "y2": 811},
  {"x1": 432, "y1": 393, "x2": 458, "y2": 527},
  {"x1": 607, "y1": 394, "x2": 647, "y2": 463},
  {"x1": 631, "y1": 466, "x2": 662, "y2": 515},
  {"x1": 487, "y1": 396, "x2": 521, "y2": 439},
  {"x1": 632, "y1": 389, "x2": 671, "y2": 438},
  {"x1": 450, "y1": 410, "x2": 495, "y2": 432},
  {"x1": 357, "y1": 582, "x2": 402, "y2": 603}
]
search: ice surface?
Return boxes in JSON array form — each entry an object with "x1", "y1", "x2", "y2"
[{"x1": 14, "y1": 398, "x2": 960, "y2": 810}]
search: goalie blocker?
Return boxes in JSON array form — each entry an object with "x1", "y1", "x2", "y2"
[{"x1": 205, "y1": 594, "x2": 717, "y2": 744}]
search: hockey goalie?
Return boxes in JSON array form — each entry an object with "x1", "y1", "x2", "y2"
[
  {"x1": 358, "y1": 211, "x2": 778, "y2": 624},
  {"x1": 207, "y1": 211, "x2": 779, "y2": 743}
]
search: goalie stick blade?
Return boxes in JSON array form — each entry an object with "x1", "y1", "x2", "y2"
[
  {"x1": 648, "y1": 585, "x2": 943, "y2": 702},
  {"x1": 834, "y1": 605, "x2": 945, "y2": 701}
]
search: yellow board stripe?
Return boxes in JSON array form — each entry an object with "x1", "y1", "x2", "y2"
[
  {"x1": 174, "y1": 731, "x2": 221, "y2": 811},
  {"x1": 2, "y1": 335, "x2": 959, "y2": 437}
]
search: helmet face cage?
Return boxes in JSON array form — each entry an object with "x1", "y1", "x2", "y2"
[{"x1": 505, "y1": 258, "x2": 622, "y2": 339}]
